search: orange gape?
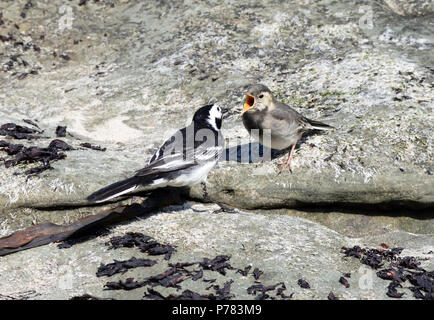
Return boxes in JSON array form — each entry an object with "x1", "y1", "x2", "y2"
[{"x1": 242, "y1": 94, "x2": 255, "y2": 113}]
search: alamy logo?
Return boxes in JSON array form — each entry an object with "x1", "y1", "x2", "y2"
[
  {"x1": 161, "y1": 126, "x2": 272, "y2": 165},
  {"x1": 57, "y1": 267, "x2": 74, "y2": 290},
  {"x1": 359, "y1": 5, "x2": 374, "y2": 31},
  {"x1": 358, "y1": 265, "x2": 374, "y2": 290},
  {"x1": 58, "y1": 5, "x2": 74, "y2": 31}
]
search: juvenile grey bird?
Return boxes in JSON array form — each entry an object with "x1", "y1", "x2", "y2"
[
  {"x1": 242, "y1": 84, "x2": 333, "y2": 171},
  {"x1": 87, "y1": 104, "x2": 228, "y2": 203}
]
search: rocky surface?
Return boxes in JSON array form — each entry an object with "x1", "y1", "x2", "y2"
[
  {"x1": 384, "y1": 0, "x2": 434, "y2": 16},
  {"x1": 0, "y1": 0, "x2": 432, "y2": 300},
  {"x1": 0, "y1": 203, "x2": 433, "y2": 300},
  {"x1": 0, "y1": 0, "x2": 432, "y2": 214}
]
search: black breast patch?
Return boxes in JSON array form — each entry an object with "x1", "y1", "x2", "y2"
[{"x1": 215, "y1": 118, "x2": 222, "y2": 129}]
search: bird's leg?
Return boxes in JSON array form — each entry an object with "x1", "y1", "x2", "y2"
[
  {"x1": 286, "y1": 144, "x2": 296, "y2": 169},
  {"x1": 201, "y1": 182, "x2": 236, "y2": 214},
  {"x1": 278, "y1": 144, "x2": 296, "y2": 173}
]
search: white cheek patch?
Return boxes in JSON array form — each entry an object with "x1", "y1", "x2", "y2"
[{"x1": 207, "y1": 105, "x2": 222, "y2": 131}]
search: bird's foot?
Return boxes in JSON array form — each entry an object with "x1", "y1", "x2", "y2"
[
  {"x1": 212, "y1": 202, "x2": 237, "y2": 214},
  {"x1": 277, "y1": 161, "x2": 293, "y2": 174},
  {"x1": 277, "y1": 145, "x2": 295, "y2": 174}
]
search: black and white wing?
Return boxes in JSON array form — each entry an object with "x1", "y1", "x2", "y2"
[
  {"x1": 138, "y1": 125, "x2": 223, "y2": 177},
  {"x1": 87, "y1": 124, "x2": 223, "y2": 203}
]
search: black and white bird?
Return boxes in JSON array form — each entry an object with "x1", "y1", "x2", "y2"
[{"x1": 87, "y1": 104, "x2": 228, "y2": 203}]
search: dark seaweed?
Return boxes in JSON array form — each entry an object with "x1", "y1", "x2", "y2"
[
  {"x1": 104, "y1": 278, "x2": 145, "y2": 291},
  {"x1": 0, "y1": 141, "x2": 23, "y2": 155},
  {"x1": 297, "y1": 279, "x2": 310, "y2": 289},
  {"x1": 328, "y1": 291, "x2": 338, "y2": 300},
  {"x1": 342, "y1": 245, "x2": 433, "y2": 300},
  {"x1": 22, "y1": 119, "x2": 40, "y2": 129},
  {"x1": 144, "y1": 288, "x2": 214, "y2": 300},
  {"x1": 138, "y1": 265, "x2": 198, "y2": 290},
  {"x1": 397, "y1": 256, "x2": 422, "y2": 270},
  {"x1": 377, "y1": 268, "x2": 406, "y2": 282},
  {"x1": 60, "y1": 54, "x2": 71, "y2": 61},
  {"x1": 192, "y1": 269, "x2": 203, "y2": 281},
  {"x1": 106, "y1": 232, "x2": 152, "y2": 249},
  {"x1": 80, "y1": 142, "x2": 107, "y2": 152},
  {"x1": 247, "y1": 282, "x2": 288, "y2": 300},
  {"x1": 1, "y1": 139, "x2": 73, "y2": 175},
  {"x1": 341, "y1": 246, "x2": 403, "y2": 269},
  {"x1": 96, "y1": 257, "x2": 157, "y2": 277},
  {"x1": 0, "y1": 122, "x2": 40, "y2": 140},
  {"x1": 200, "y1": 255, "x2": 232, "y2": 275},
  {"x1": 97, "y1": 232, "x2": 323, "y2": 300},
  {"x1": 386, "y1": 281, "x2": 405, "y2": 298},
  {"x1": 106, "y1": 232, "x2": 176, "y2": 260},
  {"x1": 339, "y1": 276, "x2": 350, "y2": 288},
  {"x1": 48, "y1": 139, "x2": 74, "y2": 151},
  {"x1": 0, "y1": 121, "x2": 82, "y2": 175},
  {"x1": 24, "y1": 162, "x2": 52, "y2": 175},
  {"x1": 253, "y1": 268, "x2": 263, "y2": 280},
  {"x1": 236, "y1": 265, "x2": 252, "y2": 277},
  {"x1": 214, "y1": 280, "x2": 234, "y2": 299},
  {"x1": 55, "y1": 126, "x2": 67, "y2": 137}
]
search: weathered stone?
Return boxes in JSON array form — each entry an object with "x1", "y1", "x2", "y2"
[
  {"x1": 0, "y1": 0, "x2": 432, "y2": 300},
  {"x1": 0, "y1": 0, "x2": 432, "y2": 217},
  {"x1": 384, "y1": 0, "x2": 434, "y2": 16},
  {"x1": 0, "y1": 204, "x2": 432, "y2": 300}
]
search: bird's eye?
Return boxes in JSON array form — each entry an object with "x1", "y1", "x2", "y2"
[{"x1": 259, "y1": 94, "x2": 264, "y2": 99}]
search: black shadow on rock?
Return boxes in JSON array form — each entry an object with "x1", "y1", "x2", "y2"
[
  {"x1": 221, "y1": 130, "x2": 327, "y2": 163},
  {"x1": 0, "y1": 187, "x2": 189, "y2": 257}
]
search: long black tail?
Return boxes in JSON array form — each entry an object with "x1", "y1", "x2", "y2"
[
  {"x1": 306, "y1": 118, "x2": 334, "y2": 130},
  {"x1": 87, "y1": 176, "x2": 141, "y2": 203}
]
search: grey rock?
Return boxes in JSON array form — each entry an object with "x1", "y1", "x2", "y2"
[
  {"x1": 0, "y1": 0, "x2": 432, "y2": 216},
  {"x1": 0, "y1": 204, "x2": 432, "y2": 300},
  {"x1": 384, "y1": 0, "x2": 434, "y2": 16},
  {"x1": 0, "y1": 0, "x2": 432, "y2": 300}
]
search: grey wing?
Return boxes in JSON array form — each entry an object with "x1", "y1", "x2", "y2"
[{"x1": 269, "y1": 105, "x2": 308, "y2": 138}]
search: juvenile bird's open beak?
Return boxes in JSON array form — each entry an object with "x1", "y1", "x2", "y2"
[{"x1": 242, "y1": 94, "x2": 255, "y2": 114}]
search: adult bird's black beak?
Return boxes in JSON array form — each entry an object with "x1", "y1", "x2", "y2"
[{"x1": 222, "y1": 107, "x2": 229, "y2": 118}]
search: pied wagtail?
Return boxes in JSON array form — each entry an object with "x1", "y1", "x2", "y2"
[{"x1": 87, "y1": 104, "x2": 229, "y2": 205}]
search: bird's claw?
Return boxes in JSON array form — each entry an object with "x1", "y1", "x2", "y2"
[{"x1": 277, "y1": 161, "x2": 292, "y2": 174}]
